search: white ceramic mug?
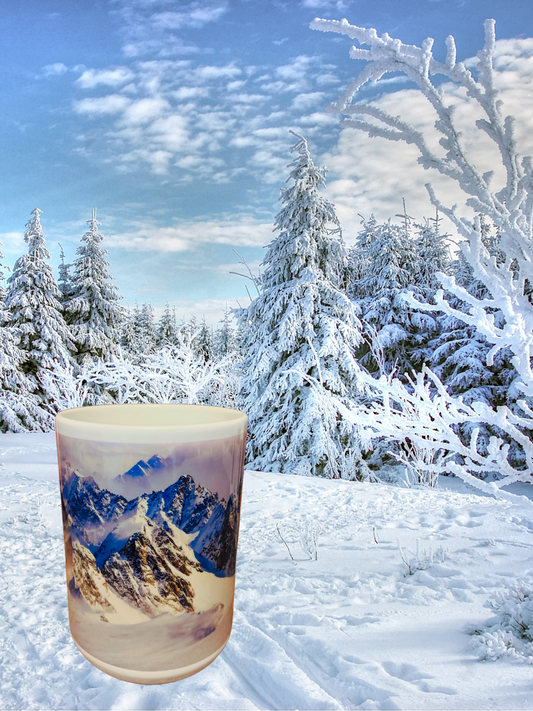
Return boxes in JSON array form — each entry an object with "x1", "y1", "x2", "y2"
[{"x1": 55, "y1": 403, "x2": 248, "y2": 684}]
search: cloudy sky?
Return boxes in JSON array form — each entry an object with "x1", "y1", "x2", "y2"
[{"x1": 1, "y1": 0, "x2": 532, "y2": 325}]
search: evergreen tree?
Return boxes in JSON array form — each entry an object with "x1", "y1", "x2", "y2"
[
  {"x1": 120, "y1": 306, "x2": 136, "y2": 354},
  {"x1": 237, "y1": 133, "x2": 365, "y2": 479},
  {"x1": 5, "y1": 208, "x2": 72, "y2": 410},
  {"x1": 429, "y1": 220, "x2": 523, "y2": 469},
  {"x1": 64, "y1": 209, "x2": 123, "y2": 365},
  {"x1": 157, "y1": 302, "x2": 179, "y2": 346},
  {"x1": 347, "y1": 215, "x2": 446, "y2": 376},
  {"x1": 215, "y1": 306, "x2": 237, "y2": 358},
  {"x1": 121, "y1": 302, "x2": 158, "y2": 358},
  {"x1": 139, "y1": 302, "x2": 158, "y2": 353},
  {"x1": 413, "y1": 212, "x2": 452, "y2": 296},
  {"x1": 0, "y1": 233, "x2": 48, "y2": 431},
  {"x1": 194, "y1": 317, "x2": 214, "y2": 362},
  {"x1": 57, "y1": 244, "x2": 73, "y2": 303}
]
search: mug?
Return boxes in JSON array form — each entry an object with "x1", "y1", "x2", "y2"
[{"x1": 55, "y1": 403, "x2": 247, "y2": 684}]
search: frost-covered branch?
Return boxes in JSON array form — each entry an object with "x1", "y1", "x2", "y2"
[
  {"x1": 324, "y1": 365, "x2": 533, "y2": 498},
  {"x1": 311, "y1": 17, "x2": 533, "y2": 398},
  {"x1": 39, "y1": 360, "x2": 91, "y2": 411}
]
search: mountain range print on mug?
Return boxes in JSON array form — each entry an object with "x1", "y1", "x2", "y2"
[{"x1": 57, "y1": 432, "x2": 245, "y2": 673}]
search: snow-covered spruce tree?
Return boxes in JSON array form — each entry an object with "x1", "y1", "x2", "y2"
[
  {"x1": 120, "y1": 302, "x2": 157, "y2": 359},
  {"x1": 429, "y1": 221, "x2": 523, "y2": 471},
  {"x1": 210, "y1": 307, "x2": 241, "y2": 409},
  {"x1": 236, "y1": 133, "x2": 367, "y2": 479},
  {"x1": 63, "y1": 209, "x2": 123, "y2": 365},
  {"x1": 120, "y1": 304, "x2": 139, "y2": 354},
  {"x1": 57, "y1": 244, "x2": 73, "y2": 303},
  {"x1": 310, "y1": 18, "x2": 533, "y2": 491},
  {"x1": 194, "y1": 317, "x2": 214, "y2": 362},
  {"x1": 139, "y1": 302, "x2": 158, "y2": 353},
  {"x1": 5, "y1": 209, "x2": 73, "y2": 415},
  {"x1": 347, "y1": 215, "x2": 447, "y2": 376},
  {"x1": 157, "y1": 301, "x2": 180, "y2": 347},
  {"x1": 0, "y1": 233, "x2": 50, "y2": 431},
  {"x1": 215, "y1": 305, "x2": 237, "y2": 359}
]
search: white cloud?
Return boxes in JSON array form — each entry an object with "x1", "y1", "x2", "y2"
[
  {"x1": 321, "y1": 38, "x2": 533, "y2": 245},
  {"x1": 315, "y1": 73, "x2": 340, "y2": 86},
  {"x1": 108, "y1": 218, "x2": 273, "y2": 252},
  {"x1": 253, "y1": 127, "x2": 292, "y2": 140},
  {"x1": 227, "y1": 80, "x2": 246, "y2": 92},
  {"x1": 116, "y1": 148, "x2": 173, "y2": 175},
  {"x1": 0, "y1": 231, "x2": 25, "y2": 252},
  {"x1": 299, "y1": 111, "x2": 338, "y2": 126},
  {"x1": 291, "y1": 91, "x2": 325, "y2": 111},
  {"x1": 76, "y1": 67, "x2": 135, "y2": 89},
  {"x1": 300, "y1": 0, "x2": 353, "y2": 8},
  {"x1": 148, "y1": 114, "x2": 192, "y2": 152},
  {"x1": 229, "y1": 135, "x2": 256, "y2": 148},
  {"x1": 173, "y1": 86, "x2": 209, "y2": 100},
  {"x1": 276, "y1": 55, "x2": 316, "y2": 82},
  {"x1": 192, "y1": 64, "x2": 241, "y2": 82},
  {"x1": 197, "y1": 111, "x2": 236, "y2": 133},
  {"x1": 121, "y1": 97, "x2": 170, "y2": 125},
  {"x1": 152, "y1": 5, "x2": 228, "y2": 31},
  {"x1": 43, "y1": 63, "x2": 68, "y2": 77},
  {"x1": 73, "y1": 94, "x2": 132, "y2": 115},
  {"x1": 231, "y1": 93, "x2": 267, "y2": 104}
]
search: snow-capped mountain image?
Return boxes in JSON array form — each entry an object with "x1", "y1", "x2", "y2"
[
  {"x1": 57, "y1": 431, "x2": 244, "y2": 674},
  {"x1": 112, "y1": 454, "x2": 171, "y2": 496},
  {"x1": 59, "y1": 442, "x2": 242, "y2": 625}
]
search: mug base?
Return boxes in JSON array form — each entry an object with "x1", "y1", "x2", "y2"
[{"x1": 72, "y1": 637, "x2": 229, "y2": 685}]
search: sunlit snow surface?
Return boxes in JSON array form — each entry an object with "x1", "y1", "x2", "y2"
[{"x1": 1, "y1": 432, "x2": 533, "y2": 710}]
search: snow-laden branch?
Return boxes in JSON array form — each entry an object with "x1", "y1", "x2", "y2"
[
  {"x1": 311, "y1": 17, "x2": 533, "y2": 398},
  {"x1": 39, "y1": 360, "x2": 90, "y2": 411},
  {"x1": 300, "y1": 363, "x2": 531, "y2": 499}
]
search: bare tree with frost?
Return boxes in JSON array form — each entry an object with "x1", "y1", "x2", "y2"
[
  {"x1": 310, "y1": 18, "x2": 533, "y2": 492},
  {"x1": 64, "y1": 209, "x2": 124, "y2": 365},
  {"x1": 236, "y1": 133, "x2": 366, "y2": 479},
  {"x1": 85, "y1": 325, "x2": 234, "y2": 406}
]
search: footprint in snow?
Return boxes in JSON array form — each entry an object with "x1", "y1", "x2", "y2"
[{"x1": 382, "y1": 661, "x2": 457, "y2": 695}]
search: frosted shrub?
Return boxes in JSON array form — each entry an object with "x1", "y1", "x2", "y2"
[
  {"x1": 84, "y1": 327, "x2": 237, "y2": 407},
  {"x1": 39, "y1": 360, "x2": 91, "y2": 411},
  {"x1": 299, "y1": 518, "x2": 321, "y2": 561},
  {"x1": 322, "y1": 365, "x2": 533, "y2": 497},
  {"x1": 398, "y1": 538, "x2": 447, "y2": 576},
  {"x1": 471, "y1": 581, "x2": 533, "y2": 663}
]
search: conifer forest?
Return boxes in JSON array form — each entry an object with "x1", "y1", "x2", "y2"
[{"x1": 1, "y1": 16, "x2": 533, "y2": 502}]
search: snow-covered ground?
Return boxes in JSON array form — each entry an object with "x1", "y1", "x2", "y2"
[{"x1": 1, "y1": 432, "x2": 533, "y2": 710}]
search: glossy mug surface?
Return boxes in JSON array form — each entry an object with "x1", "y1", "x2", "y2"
[{"x1": 55, "y1": 403, "x2": 248, "y2": 684}]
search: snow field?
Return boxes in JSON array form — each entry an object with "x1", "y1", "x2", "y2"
[{"x1": 1, "y1": 433, "x2": 533, "y2": 709}]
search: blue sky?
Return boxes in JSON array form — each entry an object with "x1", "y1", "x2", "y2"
[{"x1": 1, "y1": 0, "x2": 532, "y2": 324}]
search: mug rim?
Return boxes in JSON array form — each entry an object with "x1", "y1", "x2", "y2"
[{"x1": 55, "y1": 403, "x2": 248, "y2": 443}]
